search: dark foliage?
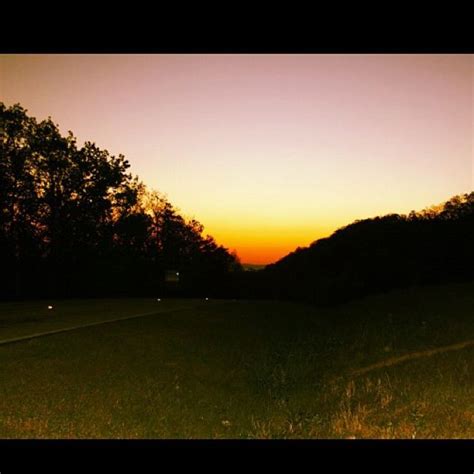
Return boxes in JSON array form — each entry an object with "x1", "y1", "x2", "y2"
[
  {"x1": 2, "y1": 102, "x2": 472, "y2": 305},
  {"x1": 246, "y1": 193, "x2": 474, "y2": 305},
  {"x1": 0, "y1": 103, "x2": 241, "y2": 299}
]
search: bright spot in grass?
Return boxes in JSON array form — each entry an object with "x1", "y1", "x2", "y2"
[
  {"x1": 47, "y1": 305, "x2": 53, "y2": 310},
  {"x1": 205, "y1": 297, "x2": 209, "y2": 301},
  {"x1": 157, "y1": 298, "x2": 161, "y2": 302}
]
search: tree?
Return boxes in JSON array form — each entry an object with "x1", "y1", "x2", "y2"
[
  {"x1": 0, "y1": 102, "x2": 241, "y2": 299},
  {"x1": 0, "y1": 103, "x2": 40, "y2": 296}
]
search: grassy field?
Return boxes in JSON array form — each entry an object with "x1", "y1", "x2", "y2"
[{"x1": 1, "y1": 281, "x2": 474, "y2": 439}]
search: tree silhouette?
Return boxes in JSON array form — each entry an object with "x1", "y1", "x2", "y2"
[
  {"x1": 2, "y1": 101, "x2": 472, "y2": 304},
  {"x1": 0, "y1": 103, "x2": 241, "y2": 299},
  {"x1": 255, "y1": 192, "x2": 474, "y2": 305}
]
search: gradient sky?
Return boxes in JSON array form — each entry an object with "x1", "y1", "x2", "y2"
[{"x1": 1, "y1": 54, "x2": 473, "y2": 264}]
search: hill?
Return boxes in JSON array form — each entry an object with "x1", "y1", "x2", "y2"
[
  {"x1": 258, "y1": 192, "x2": 474, "y2": 305},
  {"x1": 242, "y1": 263, "x2": 266, "y2": 272}
]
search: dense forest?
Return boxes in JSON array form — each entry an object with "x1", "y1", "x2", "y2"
[
  {"x1": 251, "y1": 192, "x2": 474, "y2": 305},
  {"x1": 0, "y1": 103, "x2": 241, "y2": 299},
  {"x1": 2, "y1": 102, "x2": 473, "y2": 304}
]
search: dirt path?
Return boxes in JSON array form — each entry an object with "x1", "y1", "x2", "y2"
[{"x1": 349, "y1": 339, "x2": 474, "y2": 377}]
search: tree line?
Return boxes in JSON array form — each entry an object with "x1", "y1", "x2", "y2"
[
  {"x1": 243, "y1": 192, "x2": 474, "y2": 305},
  {"x1": 2, "y1": 102, "x2": 473, "y2": 305},
  {"x1": 0, "y1": 103, "x2": 241, "y2": 299}
]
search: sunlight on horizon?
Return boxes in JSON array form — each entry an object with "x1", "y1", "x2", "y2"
[{"x1": 1, "y1": 54, "x2": 472, "y2": 264}]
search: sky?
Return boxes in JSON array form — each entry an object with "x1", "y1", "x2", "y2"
[{"x1": 1, "y1": 54, "x2": 473, "y2": 264}]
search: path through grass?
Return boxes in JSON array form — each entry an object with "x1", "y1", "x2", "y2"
[{"x1": 1, "y1": 282, "x2": 474, "y2": 438}]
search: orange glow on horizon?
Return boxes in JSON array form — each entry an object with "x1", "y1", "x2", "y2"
[
  {"x1": 207, "y1": 226, "x2": 332, "y2": 265},
  {"x1": 1, "y1": 54, "x2": 472, "y2": 265}
]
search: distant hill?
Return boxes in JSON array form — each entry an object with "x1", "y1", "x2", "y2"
[
  {"x1": 242, "y1": 263, "x2": 266, "y2": 272},
  {"x1": 258, "y1": 192, "x2": 474, "y2": 305}
]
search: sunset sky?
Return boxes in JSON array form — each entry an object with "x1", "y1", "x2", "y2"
[{"x1": 1, "y1": 54, "x2": 472, "y2": 264}]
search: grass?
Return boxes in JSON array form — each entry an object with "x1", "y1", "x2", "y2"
[
  {"x1": 1, "y1": 281, "x2": 474, "y2": 438},
  {"x1": 0, "y1": 298, "x2": 200, "y2": 341}
]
